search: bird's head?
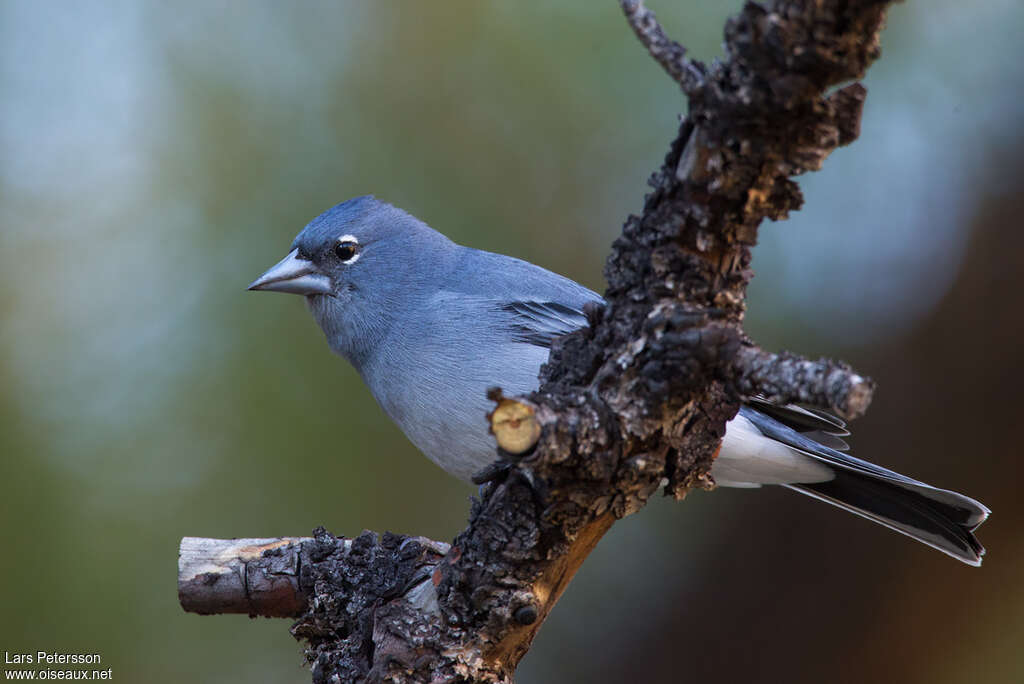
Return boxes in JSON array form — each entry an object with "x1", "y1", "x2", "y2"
[{"x1": 248, "y1": 195, "x2": 455, "y2": 364}]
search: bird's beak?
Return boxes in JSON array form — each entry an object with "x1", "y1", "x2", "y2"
[{"x1": 247, "y1": 248, "x2": 334, "y2": 295}]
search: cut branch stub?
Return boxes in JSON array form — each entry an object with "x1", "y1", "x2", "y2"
[
  {"x1": 178, "y1": 537, "x2": 312, "y2": 618},
  {"x1": 488, "y1": 392, "x2": 542, "y2": 455}
]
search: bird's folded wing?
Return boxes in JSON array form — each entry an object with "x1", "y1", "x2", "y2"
[{"x1": 498, "y1": 299, "x2": 591, "y2": 348}]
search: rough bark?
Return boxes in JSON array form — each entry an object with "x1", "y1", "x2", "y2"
[{"x1": 179, "y1": 1, "x2": 893, "y2": 681}]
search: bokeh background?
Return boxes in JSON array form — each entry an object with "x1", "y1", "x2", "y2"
[{"x1": 2, "y1": 1, "x2": 1022, "y2": 682}]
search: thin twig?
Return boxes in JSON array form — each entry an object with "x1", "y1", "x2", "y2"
[{"x1": 619, "y1": 0, "x2": 704, "y2": 94}]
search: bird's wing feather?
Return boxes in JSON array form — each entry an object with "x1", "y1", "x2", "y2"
[
  {"x1": 745, "y1": 397, "x2": 849, "y2": 436},
  {"x1": 444, "y1": 248, "x2": 602, "y2": 350},
  {"x1": 499, "y1": 300, "x2": 591, "y2": 348}
]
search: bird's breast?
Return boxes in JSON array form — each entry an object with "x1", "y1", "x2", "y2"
[{"x1": 363, "y1": 332, "x2": 552, "y2": 482}]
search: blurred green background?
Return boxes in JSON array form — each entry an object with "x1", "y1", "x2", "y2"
[{"x1": 2, "y1": 1, "x2": 1022, "y2": 682}]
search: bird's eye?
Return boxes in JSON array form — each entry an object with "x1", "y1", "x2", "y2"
[{"x1": 334, "y1": 239, "x2": 360, "y2": 263}]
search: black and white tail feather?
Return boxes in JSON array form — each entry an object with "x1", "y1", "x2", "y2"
[{"x1": 725, "y1": 401, "x2": 989, "y2": 566}]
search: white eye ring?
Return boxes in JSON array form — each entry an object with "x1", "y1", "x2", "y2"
[{"x1": 334, "y1": 234, "x2": 360, "y2": 264}]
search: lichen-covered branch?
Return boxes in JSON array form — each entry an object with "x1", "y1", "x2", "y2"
[
  {"x1": 180, "y1": 1, "x2": 894, "y2": 681},
  {"x1": 735, "y1": 347, "x2": 875, "y2": 420}
]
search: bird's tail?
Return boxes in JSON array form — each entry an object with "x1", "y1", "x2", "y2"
[
  {"x1": 736, "y1": 404, "x2": 989, "y2": 566},
  {"x1": 785, "y1": 470, "x2": 986, "y2": 566}
]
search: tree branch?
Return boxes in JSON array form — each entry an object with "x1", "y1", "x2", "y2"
[
  {"x1": 178, "y1": 536, "x2": 312, "y2": 617},
  {"x1": 735, "y1": 348, "x2": 875, "y2": 420},
  {"x1": 180, "y1": 1, "x2": 893, "y2": 680},
  {"x1": 619, "y1": 0, "x2": 705, "y2": 94},
  {"x1": 177, "y1": 533, "x2": 452, "y2": 622}
]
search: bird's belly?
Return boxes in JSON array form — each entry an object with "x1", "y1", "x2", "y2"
[
  {"x1": 382, "y1": 387, "x2": 514, "y2": 482},
  {"x1": 368, "y1": 343, "x2": 551, "y2": 483}
]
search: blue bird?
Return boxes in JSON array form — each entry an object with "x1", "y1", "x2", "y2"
[{"x1": 249, "y1": 196, "x2": 989, "y2": 565}]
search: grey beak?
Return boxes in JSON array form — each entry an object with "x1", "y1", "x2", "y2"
[{"x1": 247, "y1": 248, "x2": 334, "y2": 295}]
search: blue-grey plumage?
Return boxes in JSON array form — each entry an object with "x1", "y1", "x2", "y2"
[{"x1": 249, "y1": 196, "x2": 989, "y2": 565}]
